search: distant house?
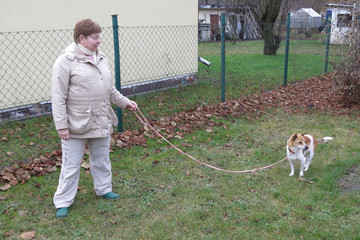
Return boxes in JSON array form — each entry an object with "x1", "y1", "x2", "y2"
[
  {"x1": 198, "y1": 3, "x2": 261, "y2": 41},
  {"x1": 290, "y1": 8, "x2": 322, "y2": 29},
  {"x1": 198, "y1": 4, "x2": 224, "y2": 41},
  {"x1": 326, "y1": 3, "x2": 360, "y2": 44}
]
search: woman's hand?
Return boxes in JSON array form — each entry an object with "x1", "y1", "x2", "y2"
[
  {"x1": 58, "y1": 128, "x2": 70, "y2": 141},
  {"x1": 127, "y1": 101, "x2": 138, "y2": 111}
]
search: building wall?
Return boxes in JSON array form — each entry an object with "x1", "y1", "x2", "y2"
[
  {"x1": 328, "y1": 7, "x2": 353, "y2": 44},
  {"x1": 0, "y1": 0, "x2": 198, "y2": 110},
  {"x1": 1, "y1": 0, "x2": 197, "y2": 31},
  {"x1": 199, "y1": 9, "x2": 224, "y2": 25}
]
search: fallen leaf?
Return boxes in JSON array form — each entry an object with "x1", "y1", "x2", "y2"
[
  {"x1": 0, "y1": 195, "x2": 9, "y2": 200},
  {"x1": 141, "y1": 153, "x2": 150, "y2": 159},
  {"x1": 174, "y1": 135, "x2": 183, "y2": 139},
  {"x1": 0, "y1": 184, "x2": 11, "y2": 191},
  {"x1": 21, "y1": 231, "x2": 35, "y2": 239},
  {"x1": 81, "y1": 161, "x2": 90, "y2": 170},
  {"x1": 19, "y1": 210, "x2": 28, "y2": 216},
  {"x1": 4, "y1": 231, "x2": 13, "y2": 237},
  {"x1": 9, "y1": 179, "x2": 19, "y2": 186},
  {"x1": 297, "y1": 177, "x2": 314, "y2": 184}
]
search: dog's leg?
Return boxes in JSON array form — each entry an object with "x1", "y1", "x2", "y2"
[
  {"x1": 289, "y1": 159, "x2": 295, "y2": 176},
  {"x1": 299, "y1": 156, "x2": 306, "y2": 177},
  {"x1": 304, "y1": 151, "x2": 314, "y2": 171}
]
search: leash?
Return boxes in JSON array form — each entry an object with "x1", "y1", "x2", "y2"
[{"x1": 133, "y1": 108, "x2": 288, "y2": 173}]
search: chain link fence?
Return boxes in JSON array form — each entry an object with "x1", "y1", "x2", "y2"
[{"x1": 0, "y1": 19, "x2": 346, "y2": 171}]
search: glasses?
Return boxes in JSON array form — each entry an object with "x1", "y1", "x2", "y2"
[{"x1": 88, "y1": 35, "x2": 101, "y2": 40}]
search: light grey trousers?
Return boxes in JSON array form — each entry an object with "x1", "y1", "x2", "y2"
[{"x1": 53, "y1": 136, "x2": 112, "y2": 208}]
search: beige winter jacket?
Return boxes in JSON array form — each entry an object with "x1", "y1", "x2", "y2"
[{"x1": 51, "y1": 42, "x2": 130, "y2": 138}]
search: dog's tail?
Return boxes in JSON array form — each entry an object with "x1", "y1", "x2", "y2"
[{"x1": 319, "y1": 137, "x2": 334, "y2": 144}]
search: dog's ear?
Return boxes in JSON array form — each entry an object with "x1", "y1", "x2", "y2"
[
  {"x1": 292, "y1": 134, "x2": 298, "y2": 141},
  {"x1": 301, "y1": 133, "x2": 305, "y2": 136}
]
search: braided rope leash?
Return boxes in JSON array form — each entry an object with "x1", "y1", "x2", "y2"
[{"x1": 133, "y1": 108, "x2": 288, "y2": 173}]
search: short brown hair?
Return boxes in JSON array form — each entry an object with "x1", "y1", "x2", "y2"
[{"x1": 73, "y1": 19, "x2": 102, "y2": 43}]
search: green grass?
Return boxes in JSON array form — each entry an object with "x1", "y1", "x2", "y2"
[
  {"x1": 1, "y1": 111, "x2": 359, "y2": 239},
  {"x1": 0, "y1": 115, "x2": 59, "y2": 167},
  {"x1": 196, "y1": 38, "x2": 343, "y2": 100}
]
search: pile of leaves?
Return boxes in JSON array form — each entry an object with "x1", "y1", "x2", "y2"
[
  {"x1": 1, "y1": 74, "x2": 359, "y2": 191},
  {"x1": 0, "y1": 151, "x2": 62, "y2": 191},
  {"x1": 255, "y1": 73, "x2": 360, "y2": 116}
]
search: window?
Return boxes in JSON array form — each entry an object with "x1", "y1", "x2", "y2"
[{"x1": 337, "y1": 14, "x2": 352, "y2": 27}]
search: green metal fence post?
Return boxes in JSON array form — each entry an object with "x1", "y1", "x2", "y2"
[
  {"x1": 221, "y1": 13, "x2": 226, "y2": 102},
  {"x1": 324, "y1": 19, "x2": 331, "y2": 74},
  {"x1": 112, "y1": 14, "x2": 123, "y2": 132},
  {"x1": 283, "y1": 13, "x2": 290, "y2": 86}
]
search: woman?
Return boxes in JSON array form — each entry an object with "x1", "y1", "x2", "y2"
[{"x1": 51, "y1": 19, "x2": 137, "y2": 218}]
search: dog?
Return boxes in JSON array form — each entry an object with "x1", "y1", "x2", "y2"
[{"x1": 287, "y1": 134, "x2": 333, "y2": 177}]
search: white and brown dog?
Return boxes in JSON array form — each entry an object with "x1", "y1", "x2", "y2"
[{"x1": 287, "y1": 134, "x2": 333, "y2": 177}]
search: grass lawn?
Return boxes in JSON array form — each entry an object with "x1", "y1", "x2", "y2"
[
  {"x1": 1, "y1": 37, "x2": 357, "y2": 239},
  {"x1": 1, "y1": 110, "x2": 359, "y2": 239}
]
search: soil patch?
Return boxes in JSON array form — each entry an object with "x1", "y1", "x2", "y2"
[{"x1": 337, "y1": 164, "x2": 360, "y2": 193}]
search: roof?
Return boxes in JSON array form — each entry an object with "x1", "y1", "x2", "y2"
[
  {"x1": 199, "y1": 4, "x2": 253, "y2": 10},
  {"x1": 199, "y1": 4, "x2": 225, "y2": 10},
  {"x1": 298, "y1": 8, "x2": 321, "y2": 17},
  {"x1": 325, "y1": 4, "x2": 354, "y2": 8}
]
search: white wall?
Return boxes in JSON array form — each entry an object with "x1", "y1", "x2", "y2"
[
  {"x1": 1, "y1": 0, "x2": 197, "y2": 31},
  {"x1": 0, "y1": 0, "x2": 198, "y2": 110},
  {"x1": 329, "y1": 7, "x2": 352, "y2": 44}
]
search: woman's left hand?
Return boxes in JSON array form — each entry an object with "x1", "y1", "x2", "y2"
[{"x1": 127, "y1": 101, "x2": 138, "y2": 111}]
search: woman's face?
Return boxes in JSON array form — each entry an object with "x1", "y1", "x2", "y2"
[{"x1": 79, "y1": 33, "x2": 101, "y2": 52}]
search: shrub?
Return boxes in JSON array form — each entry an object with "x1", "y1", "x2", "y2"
[{"x1": 333, "y1": 30, "x2": 360, "y2": 106}]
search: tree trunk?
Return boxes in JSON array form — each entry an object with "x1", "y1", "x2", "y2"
[
  {"x1": 245, "y1": 0, "x2": 287, "y2": 55},
  {"x1": 261, "y1": 22, "x2": 281, "y2": 55}
]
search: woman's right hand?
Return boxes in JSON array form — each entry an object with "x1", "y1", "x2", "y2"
[
  {"x1": 57, "y1": 128, "x2": 70, "y2": 141},
  {"x1": 127, "y1": 101, "x2": 138, "y2": 111}
]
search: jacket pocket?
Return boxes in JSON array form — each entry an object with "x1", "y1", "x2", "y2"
[
  {"x1": 67, "y1": 106, "x2": 93, "y2": 134},
  {"x1": 107, "y1": 107, "x2": 118, "y2": 126}
]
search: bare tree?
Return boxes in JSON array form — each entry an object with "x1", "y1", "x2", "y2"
[{"x1": 248, "y1": 0, "x2": 289, "y2": 55}]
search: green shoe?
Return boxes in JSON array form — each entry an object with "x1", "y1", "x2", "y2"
[
  {"x1": 56, "y1": 207, "x2": 68, "y2": 218},
  {"x1": 101, "y1": 192, "x2": 120, "y2": 200}
]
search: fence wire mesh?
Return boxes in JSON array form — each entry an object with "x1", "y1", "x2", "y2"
[{"x1": 0, "y1": 21, "x2": 347, "y2": 171}]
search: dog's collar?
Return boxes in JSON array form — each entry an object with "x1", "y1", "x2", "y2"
[{"x1": 288, "y1": 147, "x2": 295, "y2": 154}]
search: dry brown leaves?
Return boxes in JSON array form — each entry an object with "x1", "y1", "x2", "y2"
[
  {"x1": 0, "y1": 150, "x2": 62, "y2": 191},
  {"x1": 255, "y1": 73, "x2": 360, "y2": 117}
]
